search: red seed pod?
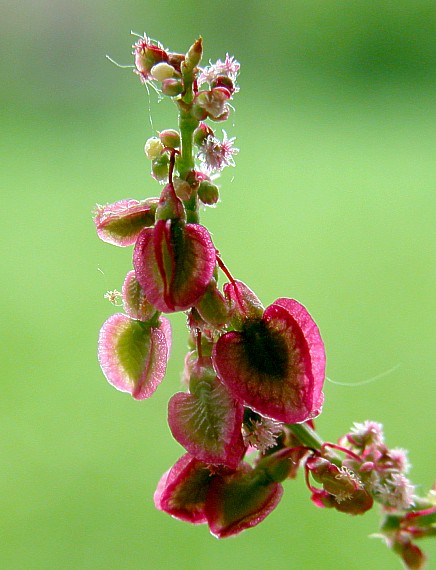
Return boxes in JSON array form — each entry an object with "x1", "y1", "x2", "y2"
[{"x1": 133, "y1": 219, "x2": 216, "y2": 313}]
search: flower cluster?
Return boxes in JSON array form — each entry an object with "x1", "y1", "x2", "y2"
[{"x1": 95, "y1": 34, "x2": 435, "y2": 567}]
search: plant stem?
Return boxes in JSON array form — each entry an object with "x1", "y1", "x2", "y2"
[{"x1": 287, "y1": 423, "x2": 324, "y2": 450}]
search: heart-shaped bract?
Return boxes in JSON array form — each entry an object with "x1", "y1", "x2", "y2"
[
  {"x1": 168, "y1": 361, "x2": 245, "y2": 468},
  {"x1": 94, "y1": 198, "x2": 158, "y2": 246},
  {"x1": 98, "y1": 313, "x2": 171, "y2": 400},
  {"x1": 154, "y1": 454, "x2": 211, "y2": 524},
  {"x1": 205, "y1": 462, "x2": 283, "y2": 538},
  {"x1": 213, "y1": 298, "x2": 325, "y2": 423}
]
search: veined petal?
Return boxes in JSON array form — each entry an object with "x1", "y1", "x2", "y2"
[
  {"x1": 168, "y1": 378, "x2": 245, "y2": 468},
  {"x1": 98, "y1": 313, "x2": 170, "y2": 399}
]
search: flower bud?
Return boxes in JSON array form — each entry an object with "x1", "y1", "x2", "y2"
[
  {"x1": 151, "y1": 153, "x2": 169, "y2": 181},
  {"x1": 194, "y1": 280, "x2": 230, "y2": 327},
  {"x1": 151, "y1": 62, "x2": 174, "y2": 81},
  {"x1": 173, "y1": 177, "x2": 192, "y2": 200},
  {"x1": 198, "y1": 179, "x2": 220, "y2": 205},
  {"x1": 144, "y1": 137, "x2": 164, "y2": 160},
  {"x1": 133, "y1": 38, "x2": 168, "y2": 82},
  {"x1": 161, "y1": 78, "x2": 184, "y2": 97},
  {"x1": 211, "y1": 75, "x2": 235, "y2": 93},
  {"x1": 184, "y1": 37, "x2": 203, "y2": 72},
  {"x1": 159, "y1": 129, "x2": 180, "y2": 149},
  {"x1": 194, "y1": 122, "x2": 214, "y2": 146}
]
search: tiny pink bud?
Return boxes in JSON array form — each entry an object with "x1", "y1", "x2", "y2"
[
  {"x1": 159, "y1": 129, "x2": 181, "y2": 149},
  {"x1": 151, "y1": 153, "x2": 169, "y2": 181},
  {"x1": 161, "y1": 78, "x2": 184, "y2": 97}
]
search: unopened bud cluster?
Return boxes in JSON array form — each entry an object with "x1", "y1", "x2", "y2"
[{"x1": 94, "y1": 34, "x2": 435, "y2": 567}]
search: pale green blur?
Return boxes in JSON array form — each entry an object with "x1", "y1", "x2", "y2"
[{"x1": 1, "y1": 1, "x2": 435, "y2": 568}]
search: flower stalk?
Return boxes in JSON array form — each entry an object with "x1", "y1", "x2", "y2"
[{"x1": 94, "y1": 33, "x2": 435, "y2": 569}]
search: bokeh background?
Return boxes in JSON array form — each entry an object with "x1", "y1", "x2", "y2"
[{"x1": 1, "y1": 1, "x2": 435, "y2": 568}]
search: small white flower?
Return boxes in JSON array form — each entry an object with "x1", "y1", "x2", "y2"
[
  {"x1": 374, "y1": 473, "x2": 415, "y2": 510},
  {"x1": 243, "y1": 416, "x2": 282, "y2": 453},
  {"x1": 104, "y1": 290, "x2": 122, "y2": 306}
]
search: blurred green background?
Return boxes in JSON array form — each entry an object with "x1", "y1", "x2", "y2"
[{"x1": 1, "y1": 1, "x2": 435, "y2": 568}]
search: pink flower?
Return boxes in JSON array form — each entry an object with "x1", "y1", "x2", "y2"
[
  {"x1": 132, "y1": 34, "x2": 169, "y2": 84},
  {"x1": 198, "y1": 131, "x2": 239, "y2": 173},
  {"x1": 213, "y1": 296, "x2": 326, "y2": 423},
  {"x1": 198, "y1": 54, "x2": 240, "y2": 91}
]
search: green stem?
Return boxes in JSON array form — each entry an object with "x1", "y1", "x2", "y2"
[
  {"x1": 287, "y1": 423, "x2": 324, "y2": 450},
  {"x1": 176, "y1": 58, "x2": 200, "y2": 223}
]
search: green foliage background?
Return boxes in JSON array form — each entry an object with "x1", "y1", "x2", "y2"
[{"x1": 1, "y1": 1, "x2": 435, "y2": 568}]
